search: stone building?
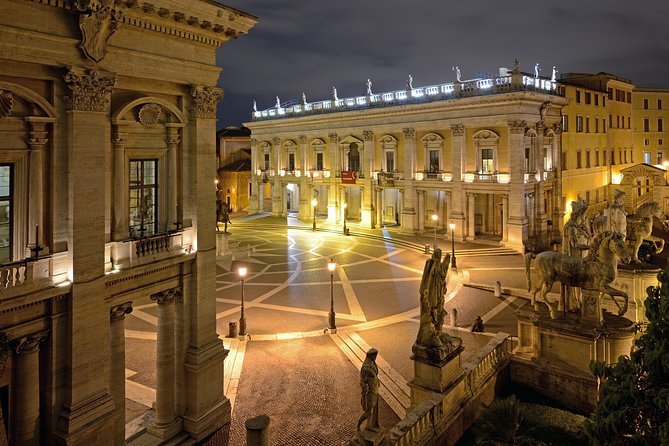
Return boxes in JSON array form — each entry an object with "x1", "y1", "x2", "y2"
[
  {"x1": 246, "y1": 66, "x2": 567, "y2": 251},
  {"x1": 216, "y1": 126, "x2": 252, "y2": 213},
  {"x1": 0, "y1": 0, "x2": 255, "y2": 444}
]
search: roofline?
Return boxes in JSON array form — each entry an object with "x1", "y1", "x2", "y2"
[{"x1": 198, "y1": 0, "x2": 258, "y2": 21}]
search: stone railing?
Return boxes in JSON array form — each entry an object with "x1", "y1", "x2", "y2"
[
  {"x1": 0, "y1": 257, "x2": 52, "y2": 293},
  {"x1": 111, "y1": 231, "x2": 185, "y2": 269},
  {"x1": 462, "y1": 172, "x2": 511, "y2": 184},
  {"x1": 253, "y1": 73, "x2": 560, "y2": 121},
  {"x1": 385, "y1": 333, "x2": 515, "y2": 446}
]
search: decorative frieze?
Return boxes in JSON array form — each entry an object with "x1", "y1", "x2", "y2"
[
  {"x1": 110, "y1": 302, "x2": 133, "y2": 322},
  {"x1": 74, "y1": 0, "x2": 125, "y2": 62},
  {"x1": 64, "y1": 67, "x2": 116, "y2": 112},
  {"x1": 150, "y1": 287, "x2": 182, "y2": 305},
  {"x1": 190, "y1": 86, "x2": 223, "y2": 119},
  {"x1": 508, "y1": 120, "x2": 527, "y2": 134},
  {"x1": 363, "y1": 130, "x2": 374, "y2": 141},
  {"x1": 451, "y1": 124, "x2": 464, "y2": 137},
  {"x1": 0, "y1": 90, "x2": 13, "y2": 119}
]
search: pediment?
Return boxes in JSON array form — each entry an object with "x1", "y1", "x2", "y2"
[
  {"x1": 620, "y1": 163, "x2": 668, "y2": 186},
  {"x1": 339, "y1": 135, "x2": 364, "y2": 145}
]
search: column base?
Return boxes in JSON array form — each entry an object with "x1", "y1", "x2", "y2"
[
  {"x1": 54, "y1": 392, "x2": 116, "y2": 445},
  {"x1": 182, "y1": 397, "x2": 231, "y2": 441},
  {"x1": 147, "y1": 417, "x2": 183, "y2": 440}
]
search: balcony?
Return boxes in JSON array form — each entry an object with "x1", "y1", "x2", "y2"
[
  {"x1": 462, "y1": 172, "x2": 511, "y2": 183},
  {"x1": 0, "y1": 257, "x2": 53, "y2": 294},
  {"x1": 109, "y1": 230, "x2": 188, "y2": 270},
  {"x1": 414, "y1": 171, "x2": 453, "y2": 182}
]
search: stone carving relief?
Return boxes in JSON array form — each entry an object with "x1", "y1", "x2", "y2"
[
  {"x1": 0, "y1": 90, "x2": 13, "y2": 119},
  {"x1": 110, "y1": 302, "x2": 133, "y2": 322},
  {"x1": 451, "y1": 124, "x2": 464, "y2": 137},
  {"x1": 272, "y1": 137, "x2": 281, "y2": 146},
  {"x1": 63, "y1": 67, "x2": 116, "y2": 112},
  {"x1": 328, "y1": 133, "x2": 339, "y2": 143},
  {"x1": 15, "y1": 331, "x2": 49, "y2": 355},
  {"x1": 150, "y1": 287, "x2": 182, "y2": 305},
  {"x1": 74, "y1": 0, "x2": 125, "y2": 63},
  {"x1": 402, "y1": 128, "x2": 415, "y2": 138},
  {"x1": 138, "y1": 103, "x2": 162, "y2": 126},
  {"x1": 190, "y1": 86, "x2": 223, "y2": 119},
  {"x1": 508, "y1": 120, "x2": 527, "y2": 134},
  {"x1": 362, "y1": 130, "x2": 373, "y2": 141},
  {"x1": 298, "y1": 135, "x2": 307, "y2": 144}
]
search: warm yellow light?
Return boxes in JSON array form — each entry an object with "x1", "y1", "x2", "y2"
[
  {"x1": 449, "y1": 223, "x2": 455, "y2": 231},
  {"x1": 611, "y1": 173, "x2": 622, "y2": 185},
  {"x1": 327, "y1": 258, "x2": 336, "y2": 272},
  {"x1": 343, "y1": 203, "x2": 347, "y2": 209},
  {"x1": 431, "y1": 214, "x2": 438, "y2": 222},
  {"x1": 238, "y1": 267, "x2": 247, "y2": 278},
  {"x1": 311, "y1": 198, "x2": 317, "y2": 207}
]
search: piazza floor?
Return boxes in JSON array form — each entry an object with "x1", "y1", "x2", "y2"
[{"x1": 124, "y1": 214, "x2": 532, "y2": 445}]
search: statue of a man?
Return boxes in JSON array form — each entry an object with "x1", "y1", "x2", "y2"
[
  {"x1": 562, "y1": 198, "x2": 590, "y2": 311},
  {"x1": 366, "y1": 79, "x2": 372, "y2": 96},
  {"x1": 217, "y1": 198, "x2": 231, "y2": 233},
  {"x1": 332, "y1": 86, "x2": 338, "y2": 101},
  {"x1": 609, "y1": 189, "x2": 627, "y2": 238},
  {"x1": 551, "y1": 66, "x2": 558, "y2": 83},
  {"x1": 453, "y1": 66, "x2": 461, "y2": 82},
  {"x1": 357, "y1": 348, "x2": 380, "y2": 438},
  {"x1": 534, "y1": 62, "x2": 540, "y2": 78},
  {"x1": 406, "y1": 74, "x2": 413, "y2": 90}
]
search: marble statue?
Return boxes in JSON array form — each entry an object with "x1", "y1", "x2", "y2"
[
  {"x1": 406, "y1": 74, "x2": 413, "y2": 90},
  {"x1": 301, "y1": 92, "x2": 307, "y2": 105},
  {"x1": 534, "y1": 62, "x2": 540, "y2": 78},
  {"x1": 217, "y1": 199, "x2": 231, "y2": 233},
  {"x1": 356, "y1": 348, "x2": 380, "y2": 438},
  {"x1": 453, "y1": 66, "x2": 461, "y2": 82},
  {"x1": 252, "y1": 99, "x2": 257, "y2": 112},
  {"x1": 609, "y1": 189, "x2": 627, "y2": 237},
  {"x1": 366, "y1": 79, "x2": 372, "y2": 96},
  {"x1": 551, "y1": 66, "x2": 558, "y2": 83},
  {"x1": 626, "y1": 201, "x2": 666, "y2": 262},
  {"x1": 513, "y1": 58, "x2": 520, "y2": 72},
  {"x1": 332, "y1": 86, "x2": 338, "y2": 101},
  {"x1": 562, "y1": 197, "x2": 591, "y2": 311},
  {"x1": 413, "y1": 248, "x2": 462, "y2": 362},
  {"x1": 275, "y1": 96, "x2": 281, "y2": 108}
]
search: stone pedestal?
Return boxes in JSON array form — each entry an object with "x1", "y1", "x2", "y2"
[
  {"x1": 512, "y1": 303, "x2": 635, "y2": 412},
  {"x1": 216, "y1": 231, "x2": 230, "y2": 256},
  {"x1": 409, "y1": 345, "x2": 464, "y2": 407},
  {"x1": 348, "y1": 428, "x2": 385, "y2": 446},
  {"x1": 580, "y1": 289, "x2": 603, "y2": 325},
  {"x1": 610, "y1": 264, "x2": 661, "y2": 323}
]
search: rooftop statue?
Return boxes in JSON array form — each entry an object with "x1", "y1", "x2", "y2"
[
  {"x1": 332, "y1": 86, "x2": 338, "y2": 101},
  {"x1": 366, "y1": 79, "x2": 372, "y2": 96},
  {"x1": 452, "y1": 66, "x2": 461, "y2": 82},
  {"x1": 406, "y1": 74, "x2": 413, "y2": 90},
  {"x1": 551, "y1": 66, "x2": 558, "y2": 83},
  {"x1": 252, "y1": 99, "x2": 257, "y2": 112},
  {"x1": 413, "y1": 248, "x2": 462, "y2": 362},
  {"x1": 534, "y1": 62, "x2": 540, "y2": 78},
  {"x1": 526, "y1": 230, "x2": 631, "y2": 319},
  {"x1": 275, "y1": 96, "x2": 281, "y2": 109}
]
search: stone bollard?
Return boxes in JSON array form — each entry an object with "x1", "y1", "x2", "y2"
[
  {"x1": 424, "y1": 244, "x2": 430, "y2": 254},
  {"x1": 228, "y1": 322, "x2": 238, "y2": 338},
  {"x1": 450, "y1": 308, "x2": 458, "y2": 327},
  {"x1": 245, "y1": 414, "x2": 270, "y2": 446},
  {"x1": 494, "y1": 281, "x2": 502, "y2": 298}
]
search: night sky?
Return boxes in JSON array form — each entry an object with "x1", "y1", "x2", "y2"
[{"x1": 215, "y1": 0, "x2": 669, "y2": 129}]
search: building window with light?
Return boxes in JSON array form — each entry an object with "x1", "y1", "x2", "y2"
[
  {"x1": 562, "y1": 115, "x2": 568, "y2": 132},
  {"x1": 385, "y1": 151, "x2": 395, "y2": 172},
  {"x1": 576, "y1": 116, "x2": 583, "y2": 132},
  {"x1": 347, "y1": 143, "x2": 360, "y2": 172},
  {"x1": 644, "y1": 139, "x2": 650, "y2": 146},
  {"x1": 316, "y1": 152, "x2": 324, "y2": 171},
  {"x1": 429, "y1": 150, "x2": 440, "y2": 173},
  {"x1": 264, "y1": 153, "x2": 270, "y2": 170},
  {"x1": 0, "y1": 165, "x2": 12, "y2": 263},
  {"x1": 643, "y1": 151, "x2": 651, "y2": 164},
  {"x1": 288, "y1": 153, "x2": 295, "y2": 171},
  {"x1": 644, "y1": 118, "x2": 650, "y2": 132},
  {"x1": 482, "y1": 149, "x2": 494, "y2": 174},
  {"x1": 657, "y1": 152, "x2": 663, "y2": 164},
  {"x1": 129, "y1": 160, "x2": 157, "y2": 238}
]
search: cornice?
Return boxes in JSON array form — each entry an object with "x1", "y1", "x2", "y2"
[{"x1": 25, "y1": 0, "x2": 257, "y2": 48}]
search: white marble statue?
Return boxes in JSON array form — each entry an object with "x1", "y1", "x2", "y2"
[
  {"x1": 275, "y1": 96, "x2": 281, "y2": 109},
  {"x1": 366, "y1": 79, "x2": 372, "y2": 96},
  {"x1": 551, "y1": 66, "x2": 558, "y2": 83},
  {"x1": 301, "y1": 92, "x2": 307, "y2": 105},
  {"x1": 332, "y1": 86, "x2": 338, "y2": 101},
  {"x1": 534, "y1": 63, "x2": 540, "y2": 78},
  {"x1": 406, "y1": 74, "x2": 413, "y2": 90},
  {"x1": 453, "y1": 65, "x2": 461, "y2": 82},
  {"x1": 609, "y1": 189, "x2": 627, "y2": 238},
  {"x1": 252, "y1": 100, "x2": 257, "y2": 112}
]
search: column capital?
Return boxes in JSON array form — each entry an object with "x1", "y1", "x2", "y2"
[
  {"x1": 508, "y1": 120, "x2": 527, "y2": 134},
  {"x1": 402, "y1": 128, "x2": 415, "y2": 138},
  {"x1": 416, "y1": 189, "x2": 424, "y2": 195},
  {"x1": 64, "y1": 66, "x2": 116, "y2": 112},
  {"x1": 26, "y1": 138, "x2": 48, "y2": 146},
  {"x1": 251, "y1": 138, "x2": 258, "y2": 147},
  {"x1": 110, "y1": 302, "x2": 133, "y2": 322},
  {"x1": 328, "y1": 133, "x2": 339, "y2": 143},
  {"x1": 151, "y1": 287, "x2": 182, "y2": 305},
  {"x1": 166, "y1": 136, "x2": 181, "y2": 145},
  {"x1": 299, "y1": 135, "x2": 307, "y2": 144},
  {"x1": 272, "y1": 137, "x2": 281, "y2": 146},
  {"x1": 363, "y1": 130, "x2": 374, "y2": 141},
  {"x1": 451, "y1": 124, "x2": 464, "y2": 136},
  {"x1": 190, "y1": 85, "x2": 224, "y2": 119},
  {"x1": 15, "y1": 331, "x2": 48, "y2": 355}
]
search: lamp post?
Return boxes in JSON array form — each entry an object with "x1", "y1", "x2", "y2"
[
  {"x1": 431, "y1": 213, "x2": 438, "y2": 252},
  {"x1": 342, "y1": 202, "x2": 348, "y2": 235},
  {"x1": 449, "y1": 222, "x2": 457, "y2": 269},
  {"x1": 311, "y1": 198, "x2": 317, "y2": 231},
  {"x1": 327, "y1": 258, "x2": 337, "y2": 332},
  {"x1": 238, "y1": 266, "x2": 247, "y2": 337}
]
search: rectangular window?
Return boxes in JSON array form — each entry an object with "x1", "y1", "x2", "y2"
[
  {"x1": 385, "y1": 151, "x2": 395, "y2": 172},
  {"x1": 660, "y1": 139, "x2": 664, "y2": 146},
  {"x1": 481, "y1": 148, "x2": 494, "y2": 174},
  {"x1": 603, "y1": 96, "x2": 606, "y2": 107},
  {"x1": 562, "y1": 114, "x2": 569, "y2": 132},
  {"x1": 586, "y1": 117, "x2": 590, "y2": 133},
  {"x1": 595, "y1": 150, "x2": 600, "y2": 167},
  {"x1": 659, "y1": 99, "x2": 663, "y2": 110},
  {"x1": 628, "y1": 116, "x2": 631, "y2": 129},
  {"x1": 576, "y1": 90, "x2": 581, "y2": 103},
  {"x1": 524, "y1": 147, "x2": 530, "y2": 173},
  {"x1": 644, "y1": 98, "x2": 649, "y2": 109},
  {"x1": 0, "y1": 165, "x2": 12, "y2": 264},
  {"x1": 316, "y1": 152, "x2": 324, "y2": 171},
  {"x1": 611, "y1": 150, "x2": 615, "y2": 165},
  {"x1": 576, "y1": 115, "x2": 583, "y2": 132},
  {"x1": 623, "y1": 150, "x2": 627, "y2": 164},
  {"x1": 609, "y1": 114, "x2": 613, "y2": 128},
  {"x1": 585, "y1": 92, "x2": 591, "y2": 104},
  {"x1": 644, "y1": 151, "x2": 651, "y2": 164},
  {"x1": 659, "y1": 119, "x2": 664, "y2": 132},
  {"x1": 595, "y1": 118, "x2": 599, "y2": 133},
  {"x1": 631, "y1": 150, "x2": 634, "y2": 164},
  {"x1": 603, "y1": 150, "x2": 607, "y2": 165},
  {"x1": 264, "y1": 153, "x2": 270, "y2": 170},
  {"x1": 576, "y1": 150, "x2": 582, "y2": 169},
  {"x1": 429, "y1": 150, "x2": 440, "y2": 173},
  {"x1": 658, "y1": 152, "x2": 663, "y2": 164},
  {"x1": 586, "y1": 150, "x2": 591, "y2": 168},
  {"x1": 562, "y1": 151, "x2": 567, "y2": 169},
  {"x1": 617, "y1": 115, "x2": 620, "y2": 128},
  {"x1": 129, "y1": 160, "x2": 158, "y2": 237},
  {"x1": 288, "y1": 153, "x2": 295, "y2": 171},
  {"x1": 644, "y1": 118, "x2": 650, "y2": 132},
  {"x1": 603, "y1": 119, "x2": 606, "y2": 133},
  {"x1": 627, "y1": 92, "x2": 632, "y2": 103},
  {"x1": 595, "y1": 94, "x2": 599, "y2": 106},
  {"x1": 644, "y1": 138, "x2": 650, "y2": 146},
  {"x1": 607, "y1": 88, "x2": 613, "y2": 100}
]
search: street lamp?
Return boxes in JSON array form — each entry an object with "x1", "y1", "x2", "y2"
[
  {"x1": 431, "y1": 213, "x2": 438, "y2": 251},
  {"x1": 311, "y1": 198, "x2": 317, "y2": 231},
  {"x1": 238, "y1": 266, "x2": 247, "y2": 337},
  {"x1": 342, "y1": 202, "x2": 348, "y2": 235},
  {"x1": 327, "y1": 258, "x2": 337, "y2": 332},
  {"x1": 449, "y1": 222, "x2": 457, "y2": 269}
]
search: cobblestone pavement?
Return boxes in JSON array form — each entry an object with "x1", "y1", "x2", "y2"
[{"x1": 123, "y1": 214, "x2": 528, "y2": 443}]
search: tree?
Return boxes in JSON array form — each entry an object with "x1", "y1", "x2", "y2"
[
  {"x1": 472, "y1": 395, "x2": 536, "y2": 446},
  {"x1": 585, "y1": 270, "x2": 669, "y2": 446}
]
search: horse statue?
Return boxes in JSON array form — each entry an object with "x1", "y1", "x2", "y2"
[
  {"x1": 626, "y1": 201, "x2": 665, "y2": 262},
  {"x1": 525, "y1": 231, "x2": 631, "y2": 319}
]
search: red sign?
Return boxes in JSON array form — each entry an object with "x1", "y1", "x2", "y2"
[{"x1": 341, "y1": 171, "x2": 357, "y2": 184}]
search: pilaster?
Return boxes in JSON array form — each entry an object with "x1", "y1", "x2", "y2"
[
  {"x1": 24, "y1": 118, "x2": 52, "y2": 254},
  {"x1": 271, "y1": 137, "x2": 282, "y2": 216},
  {"x1": 166, "y1": 124, "x2": 183, "y2": 230},
  {"x1": 109, "y1": 303, "x2": 132, "y2": 445},
  {"x1": 507, "y1": 120, "x2": 528, "y2": 250},
  {"x1": 327, "y1": 133, "x2": 338, "y2": 223},
  {"x1": 13, "y1": 331, "x2": 48, "y2": 446},
  {"x1": 400, "y1": 128, "x2": 416, "y2": 233},
  {"x1": 450, "y1": 125, "x2": 466, "y2": 241}
]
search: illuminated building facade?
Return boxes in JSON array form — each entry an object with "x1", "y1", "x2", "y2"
[
  {"x1": 0, "y1": 0, "x2": 255, "y2": 444},
  {"x1": 216, "y1": 126, "x2": 252, "y2": 213},
  {"x1": 246, "y1": 66, "x2": 567, "y2": 251}
]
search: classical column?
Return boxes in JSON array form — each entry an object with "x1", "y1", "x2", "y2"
[
  {"x1": 376, "y1": 187, "x2": 383, "y2": 228},
  {"x1": 362, "y1": 131, "x2": 375, "y2": 227},
  {"x1": 467, "y1": 192, "x2": 476, "y2": 241},
  {"x1": 112, "y1": 126, "x2": 128, "y2": 241},
  {"x1": 327, "y1": 134, "x2": 339, "y2": 223},
  {"x1": 182, "y1": 85, "x2": 230, "y2": 440},
  {"x1": 24, "y1": 118, "x2": 51, "y2": 252},
  {"x1": 166, "y1": 124, "x2": 183, "y2": 230},
  {"x1": 249, "y1": 139, "x2": 260, "y2": 214},
  {"x1": 57, "y1": 66, "x2": 116, "y2": 443},
  {"x1": 148, "y1": 289, "x2": 182, "y2": 439},
  {"x1": 110, "y1": 302, "x2": 132, "y2": 445},
  {"x1": 502, "y1": 194, "x2": 509, "y2": 242},
  {"x1": 400, "y1": 128, "x2": 417, "y2": 233},
  {"x1": 534, "y1": 123, "x2": 547, "y2": 236},
  {"x1": 363, "y1": 130, "x2": 374, "y2": 176},
  {"x1": 271, "y1": 137, "x2": 282, "y2": 216},
  {"x1": 13, "y1": 331, "x2": 48, "y2": 446},
  {"x1": 416, "y1": 190, "x2": 425, "y2": 232},
  {"x1": 507, "y1": 120, "x2": 529, "y2": 251},
  {"x1": 450, "y1": 124, "x2": 466, "y2": 241}
]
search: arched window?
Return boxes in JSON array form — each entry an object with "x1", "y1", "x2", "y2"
[
  {"x1": 421, "y1": 133, "x2": 443, "y2": 173},
  {"x1": 473, "y1": 130, "x2": 499, "y2": 175},
  {"x1": 380, "y1": 135, "x2": 397, "y2": 172}
]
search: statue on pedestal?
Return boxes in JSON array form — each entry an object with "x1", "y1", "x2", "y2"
[
  {"x1": 609, "y1": 189, "x2": 627, "y2": 238},
  {"x1": 356, "y1": 348, "x2": 381, "y2": 440},
  {"x1": 626, "y1": 201, "x2": 665, "y2": 263},
  {"x1": 413, "y1": 248, "x2": 462, "y2": 363},
  {"x1": 216, "y1": 199, "x2": 231, "y2": 233},
  {"x1": 562, "y1": 198, "x2": 591, "y2": 311}
]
